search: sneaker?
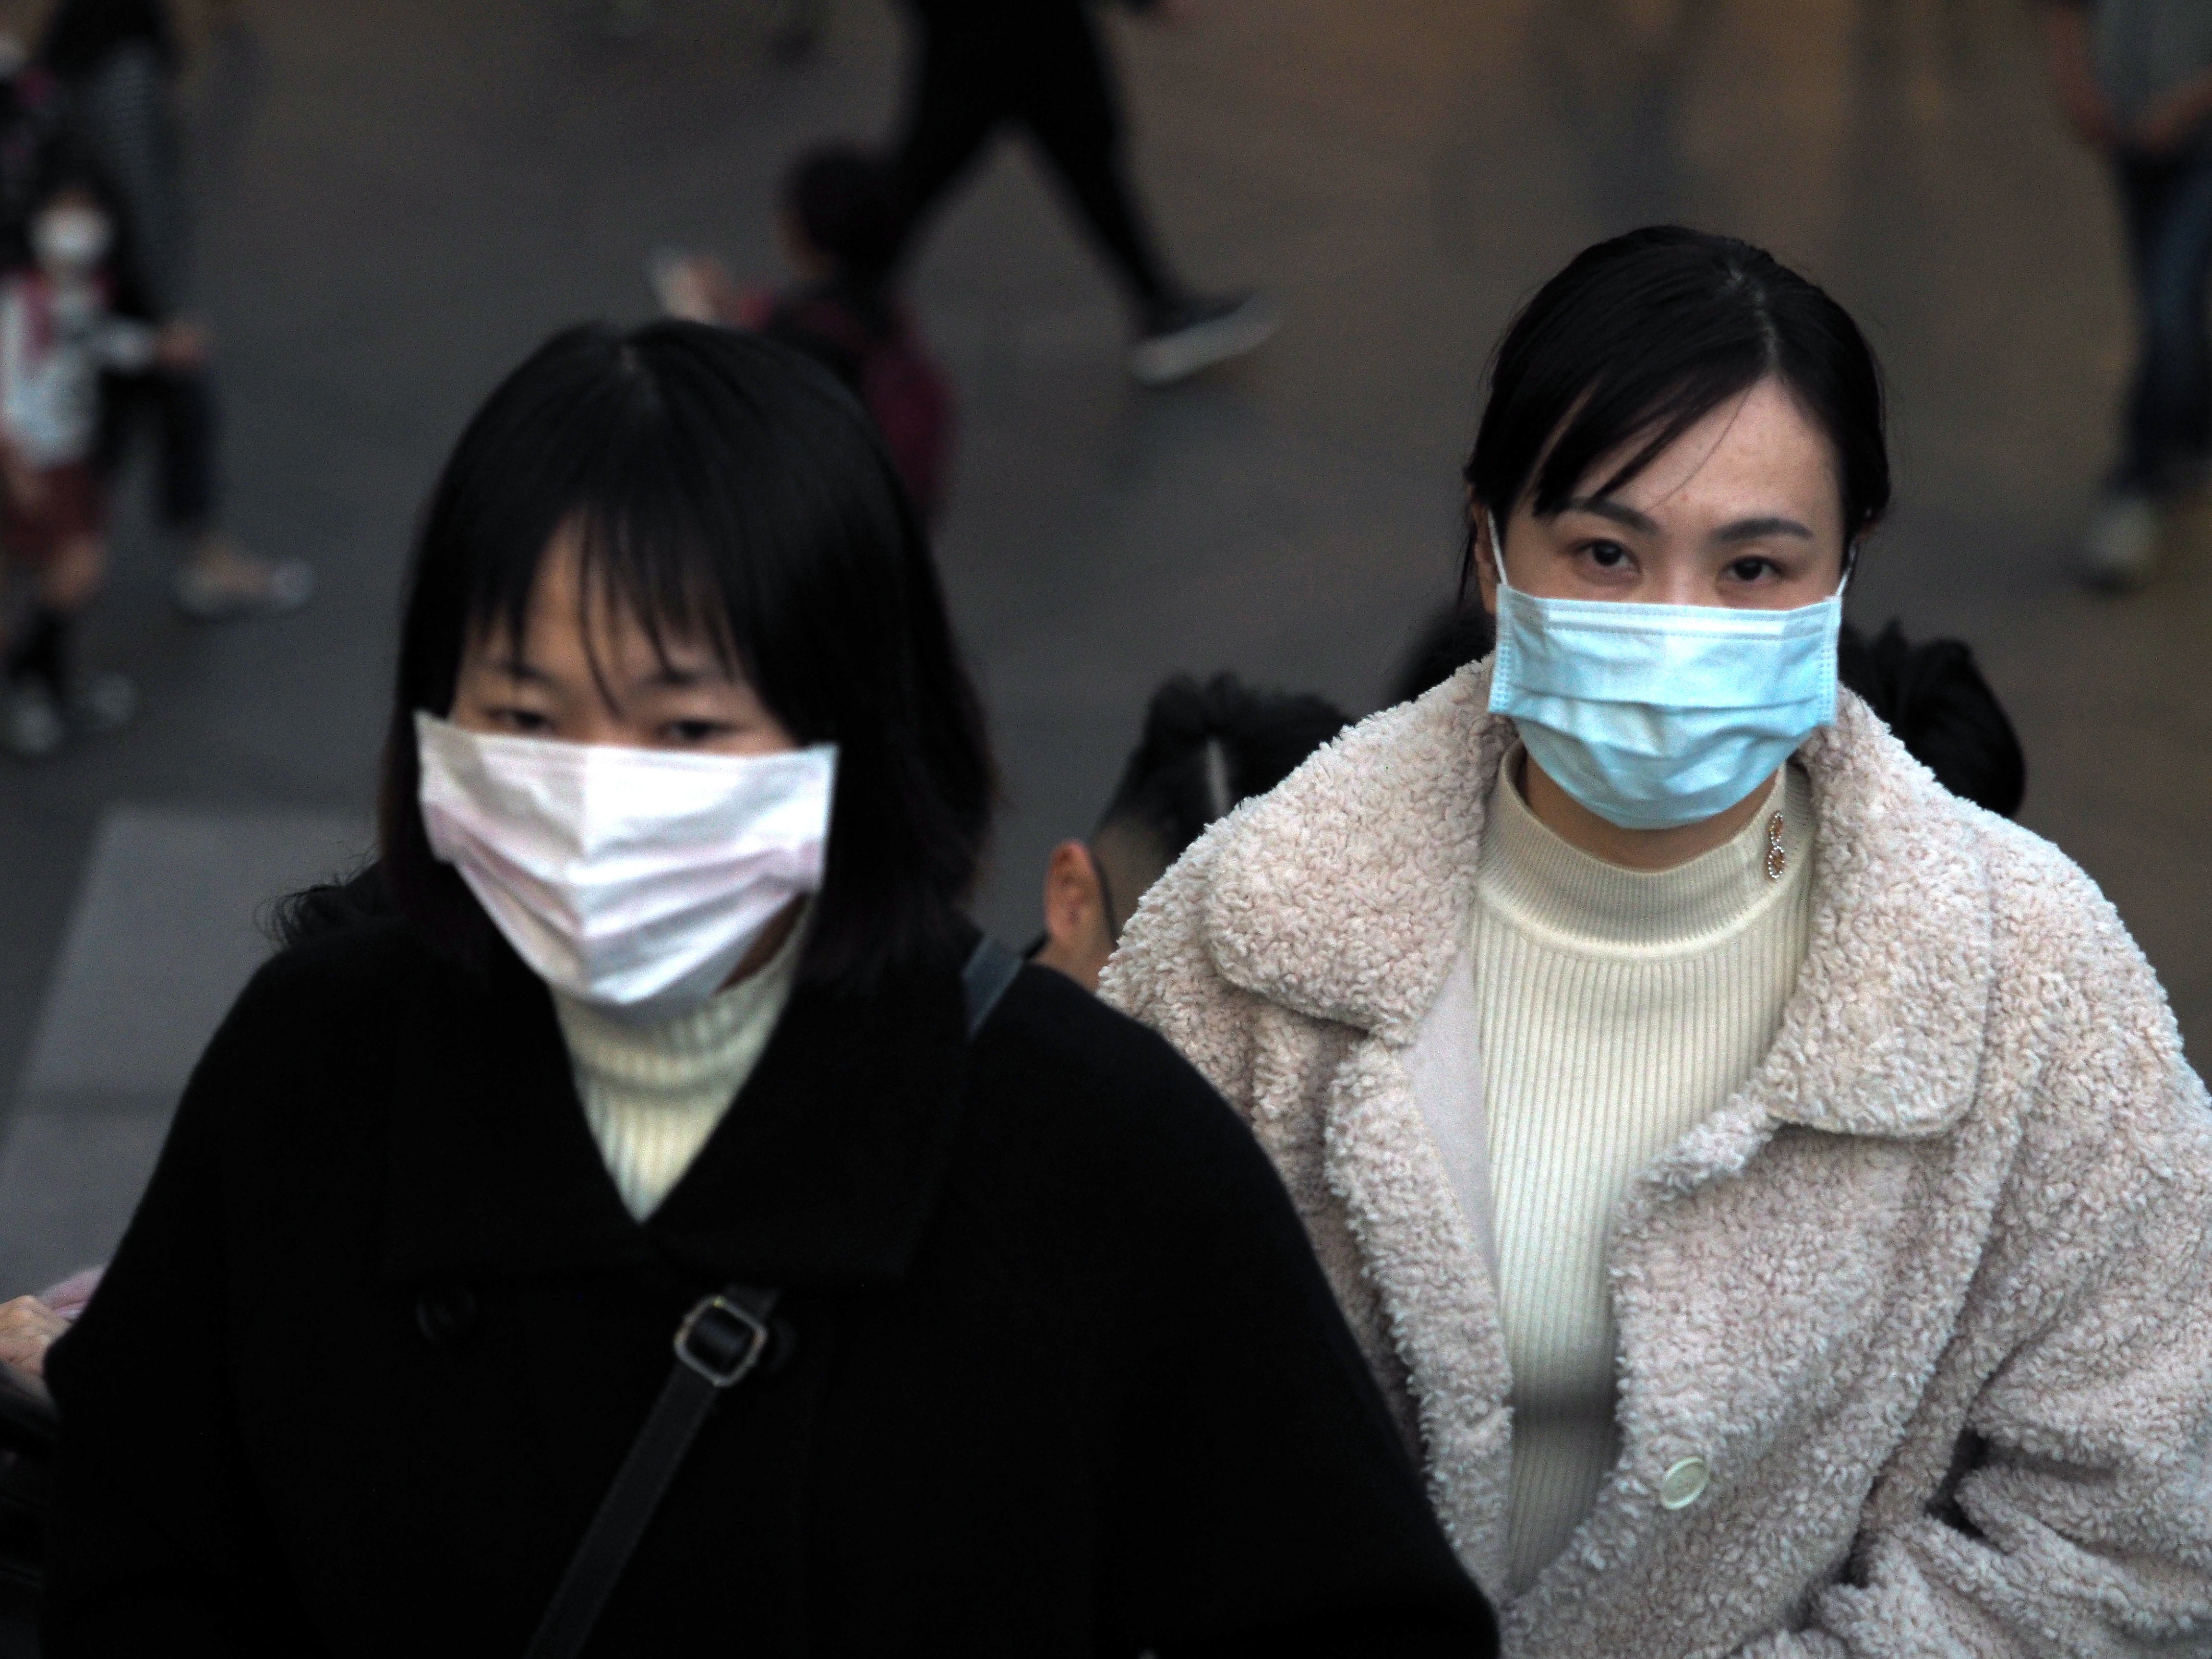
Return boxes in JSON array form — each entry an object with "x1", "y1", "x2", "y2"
[
  {"x1": 2080, "y1": 490, "x2": 2161, "y2": 592},
  {"x1": 1129, "y1": 291, "x2": 1280, "y2": 387},
  {"x1": 70, "y1": 672, "x2": 137, "y2": 734},
  {"x1": 172, "y1": 548, "x2": 315, "y2": 622},
  {"x1": 2, "y1": 680, "x2": 63, "y2": 758}
]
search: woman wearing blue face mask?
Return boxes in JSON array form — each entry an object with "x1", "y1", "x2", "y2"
[
  {"x1": 36, "y1": 322, "x2": 1495, "y2": 1657},
  {"x1": 1105, "y1": 227, "x2": 2212, "y2": 1657}
]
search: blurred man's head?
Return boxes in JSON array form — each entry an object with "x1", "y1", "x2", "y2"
[
  {"x1": 777, "y1": 141, "x2": 899, "y2": 287},
  {"x1": 1036, "y1": 673, "x2": 1348, "y2": 990}
]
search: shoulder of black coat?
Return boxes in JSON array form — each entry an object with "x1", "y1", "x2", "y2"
[{"x1": 961, "y1": 962, "x2": 1275, "y2": 1205}]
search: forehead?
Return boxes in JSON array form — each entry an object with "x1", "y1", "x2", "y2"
[
  {"x1": 1592, "y1": 381, "x2": 1839, "y2": 516},
  {"x1": 473, "y1": 534, "x2": 733, "y2": 678}
]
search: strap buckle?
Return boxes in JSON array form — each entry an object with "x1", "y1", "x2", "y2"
[{"x1": 672, "y1": 1292, "x2": 772, "y2": 1389}]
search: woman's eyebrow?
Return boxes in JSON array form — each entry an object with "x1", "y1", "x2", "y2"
[
  {"x1": 487, "y1": 656, "x2": 553, "y2": 685},
  {"x1": 1562, "y1": 496, "x2": 1659, "y2": 534},
  {"x1": 639, "y1": 662, "x2": 732, "y2": 689},
  {"x1": 1711, "y1": 516, "x2": 1815, "y2": 543}
]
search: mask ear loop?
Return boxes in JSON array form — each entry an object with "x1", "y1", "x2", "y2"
[{"x1": 1483, "y1": 508, "x2": 1515, "y2": 596}]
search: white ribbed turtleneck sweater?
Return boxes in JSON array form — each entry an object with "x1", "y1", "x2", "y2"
[
  {"x1": 1474, "y1": 756, "x2": 1814, "y2": 1596},
  {"x1": 551, "y1": 913, "x2": 805, "y2": 1221}
]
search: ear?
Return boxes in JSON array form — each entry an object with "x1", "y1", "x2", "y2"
[
  {"x1": 1042, "y1": 840, "x2": 1104, "y2": 946},
  {"x1": 1467, "y1": 488, "x2": 1501, "y2": 619}
]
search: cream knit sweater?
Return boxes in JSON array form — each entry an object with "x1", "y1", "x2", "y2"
[
  {"x1": 1474, "y1": 756, "x2": 1813, "y2": 1595},
  {"x1": 551, "y1": 914, "x2": 805, "y2": 1220}
]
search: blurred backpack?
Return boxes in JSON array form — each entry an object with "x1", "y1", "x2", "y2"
[{"x1": 769, "y1": 288, "x2": 954, "y2": 528}]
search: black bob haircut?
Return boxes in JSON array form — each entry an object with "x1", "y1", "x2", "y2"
[
  {"x1": 1463, "y1": 227, "x2": 1888, "y2": 590},
  {"x1": 373, "y1": 320, "x2": 994, "y2": 989},
  {"x1": 1100, "y1": 673, "x2": 1349, "y2": 864}
]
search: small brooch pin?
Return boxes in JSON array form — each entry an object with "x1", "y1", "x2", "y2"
[{"x1": 1765, "y1": 812, "x2": 1787, "y2": 881}]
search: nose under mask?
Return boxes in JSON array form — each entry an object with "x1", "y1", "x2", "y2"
[{"x1": 1482, "y1": 510, "x2": 1846, "y2": 831}]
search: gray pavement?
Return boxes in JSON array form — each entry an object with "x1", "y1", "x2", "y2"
[{"x1": 1, "y1": 0, "x2": 2207, "y2": 1280}]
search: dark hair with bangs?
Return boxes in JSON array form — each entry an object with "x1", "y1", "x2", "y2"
[
  {"x1": 374, "y1": 319, "x2": 994, "y2": 989},
  {"x1": 1462, "y1": 227, "x2": 1887, "y2": 591}
]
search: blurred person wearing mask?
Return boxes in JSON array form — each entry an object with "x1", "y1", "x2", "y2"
[
  {"x1": 37, "y1": 0, "x2": 311, "y2": 622},
  {"x1": 0, "y1": 176, "x2": 168, "y2": 756},
  {"x1": 2045, "y1": 0, "x2": 2212, "y2": 589},
  {"x1": 885, "y1": 0, "x2": 1276, "y2": 387},
  {"x1": 1034, "y1": 670, "x2": 1348, "y2": 991},
  {"x1": 1106, "y1": 228, "x2": 2212, "y2": 1655},
  {"x1": 39, "y1": 321, "x2": 1495, "y2": 1657},
  {"x1": 657, "y1": 142, "x2": 954, "y2": 525}
]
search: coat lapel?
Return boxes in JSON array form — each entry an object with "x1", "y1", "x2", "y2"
[{"x1": 1194, "y1": 659, "x2": 1998, "y2": 1603}]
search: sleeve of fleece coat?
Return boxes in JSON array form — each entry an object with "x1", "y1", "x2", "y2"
[
  {"x1": 1745, "y1": 865, "x2": 2212, "y2": 1659},
  {"x1": 41, "y1": 962, "x2": 319, "y2": 1655}
]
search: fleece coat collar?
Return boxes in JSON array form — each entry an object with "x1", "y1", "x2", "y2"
[{"x1": 1200, "y1": 657, "x2": 1990, "y2": 1145}]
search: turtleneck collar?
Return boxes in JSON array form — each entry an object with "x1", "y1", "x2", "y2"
[
  {"x1": 1476, "y1": 752, "x2": 1812, "y2": 954},
  {"x1": 552, "y1": 903, "x2": 808, "y2": 1103}
]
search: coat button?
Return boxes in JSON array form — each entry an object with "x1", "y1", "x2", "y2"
[
  {"x1": 1659, "y1": 1456, "x2": 1710, "y2": 1510},
  {"x1": 415, "y1": 1285, "x2": 479, "y2": 1347}
]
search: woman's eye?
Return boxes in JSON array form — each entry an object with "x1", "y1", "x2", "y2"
[
  {"x1": 1581, "y1": 540, "x2": 1631, "y2": 569},
  {"x1": 664, "y1": 720, "x2": 734, "y2": 745},
  {"x1": 496, "y1": 708, "x2": 553, "y2": 734},
  {"x1": 1725, "y1": 556, "x2": 1779, "y2": 582}
]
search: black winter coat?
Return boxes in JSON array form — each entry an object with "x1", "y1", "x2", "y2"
[{"x1": 42, "y1": 916, "x2": 1496, "y2": 1656}]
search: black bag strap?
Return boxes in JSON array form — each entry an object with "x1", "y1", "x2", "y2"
[
  {"x1": 526, "y1": 937, "x2": 1022, "y2": 1659},
  {"x1": 523, "y1": 1286, "x2": 780, "y2": 1659}
]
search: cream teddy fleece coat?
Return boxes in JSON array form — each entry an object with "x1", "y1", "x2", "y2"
[{"x1": 1101, "y1": 660, "x2": 2212, "y2": 1659}]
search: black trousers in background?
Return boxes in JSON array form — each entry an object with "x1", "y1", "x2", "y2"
[
  {"x1": 97, "y1": 363, "x2": 220, "y2": 540},
  {"x1": 890, "y1": 2, "x2": 1176, "y2": 317}
]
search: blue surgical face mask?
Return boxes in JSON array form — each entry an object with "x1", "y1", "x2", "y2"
[{"x1": 1483, "y1": 512, "x2": 1847, "y2": 831}]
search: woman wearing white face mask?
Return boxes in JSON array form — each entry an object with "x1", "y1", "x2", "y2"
[
  {"x1": 38, "y1": 323, "x2": 1495, "y2": 1655},
  {"x1": 1105, "y1": 227, "x2": 2212, "y2": 1657}
]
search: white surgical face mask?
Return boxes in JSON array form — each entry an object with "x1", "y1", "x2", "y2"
[
  {"x1": 415, "y1": 712, "x2": 836, "y2": 1023},
  {"x1": 32, "y1": 206, "x2": 111, "y2": 276},
  {"x1": 1483, "y1": 512, "x2": 1846, "y2": 831}
]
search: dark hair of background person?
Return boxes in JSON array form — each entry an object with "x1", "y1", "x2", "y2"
[
  {"x1": 1460, "y1": 226, "x2": 1889, "y2": 596},
  {"x1": 37, "y1": 0, "x2": 177, "y2": 78},
  {"x1": 287, "y1": 322, "x2": 993, "y2": 989},
  {"x1": 1390, "y1": 603, "x2": 1496, "y2": 707},
  {"x1": 1100, "y1": 672, "x2": 1350, "y2": 862},
  {"x1": 1839, "y1": 620, "x2": 2025, "y2": 817},
  {"x1": 784, "y1": 140, "x2": 901, "y2": 290}
]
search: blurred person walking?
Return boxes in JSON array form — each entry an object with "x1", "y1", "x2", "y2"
[
  {"x1": 657, "y1": 142, "x2": 955, "y2": 524},
  {"x1": 38, "y1": 0, "x2": 311, "y2": 621},
  {"x1": 1106, "y1": 227, "x2": 2212, "y2": 1655},
  {"x1": 2044, "y1": 0, "x2": 2212, "y2": 589},
  {"x1": 1, "y1": 176, "x2": 162, "y2": 756},
  {"x1": 1034, "y1": 670, "x2": 1347, "y2": 991},
  {"x1": 39, "y1": 320, "x2": 1495, "y2": 1657},
  {"x1": 887, "y1": 0, "x2": 1276, "y2": 386}
]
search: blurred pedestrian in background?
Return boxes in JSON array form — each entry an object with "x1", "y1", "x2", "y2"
[
  {"x1": 40, "y1": 321, "x2": 1496, "y2": 1656},
  {"x1": 1033, "y1": 671, "x2": 1347, "y2": 990},
  {"x1": 887, "y1": 0, "x2": 1276, "y2": 386},
  {"x1": 657, "y1": 141, "x2": 955, "y2": 524},
  {"x1": 1108, "y1": 227, "x2": 2212, "y2": 1653},
  {"x1": 2044, "y1": 0, "x2": 2212, "y2": 589},
  {"x1": 0, "y1": 173, "x2": 163, "y2": 757},
  {"x1": 38, "y1": 0, "x2": 311, "y2": 621}
]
